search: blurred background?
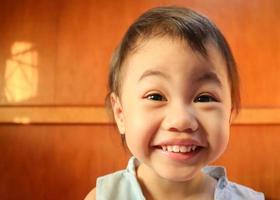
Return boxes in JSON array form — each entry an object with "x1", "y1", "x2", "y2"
[{"x1": 0, "y1": 0, "x2": 279, "y2": 199}]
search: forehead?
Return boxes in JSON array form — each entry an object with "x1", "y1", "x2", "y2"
[{"x1": 122, "y1": 36, "x2": 228, "y2": 83}]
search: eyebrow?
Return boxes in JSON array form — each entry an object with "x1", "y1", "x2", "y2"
[
  {"x1": 195, "y1": 71, "x2": 223, "y2": 88},
  {"x1": 138, "y1": 69, "x2": 170, "y2": 82},
  {"x1": 138, "y1": 69, "x2": 223, "y2": 87}
]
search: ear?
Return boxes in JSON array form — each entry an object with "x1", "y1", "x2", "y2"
[
  {"x1": 229, "y1": 106, "x2": 237, "y2": 124},
  {"x1": 111, "y1": 93, "x2": 125, "y2": 134},
  {"x1": 229, "y1": 113, "x2": 233, "y2": 125}
]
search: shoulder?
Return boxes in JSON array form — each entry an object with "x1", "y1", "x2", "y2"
[
  {"x1": 97, "y1": 157, "x2": 138, "y2": 186},
  {"x1": 86, "y1": 157, "x2": 144, "y2": 200},
  {"x1": 95, "y1": 167, "x2": 144, "y2": 199},
  {"x1": 97, "y1": 169, "x2": 128, "y2": 185},
  {"x1": 96, "y1": 168, "x2": 136, "y2": 193},
  {"x1": 85, "y1": 171, "x2": 128, "y2": 200},
  {"x1": 225, "y1": 181, "x2": 265, "y2": 200},
  {"x1": 84, "y1": 187, "x2": 96, "y2": 200},
  {"x1": 203, "y1": 166, "x2": 264, "y2": 200}
]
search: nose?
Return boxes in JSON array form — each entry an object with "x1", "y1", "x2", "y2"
[{"x1": 162, "y1": 103, "x2": 198, "y2": 133}]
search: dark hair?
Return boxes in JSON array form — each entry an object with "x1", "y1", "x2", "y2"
[{"x1": 106, "y1": 6, "x2": 240, "y2": 116}]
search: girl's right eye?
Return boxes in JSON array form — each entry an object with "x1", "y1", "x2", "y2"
[
  {"x1": 194, "y1": 93, "x2": 218, "y2": 103},
  {"x1": 145, "y1": 93, "x2": 166, "y2": 101}
]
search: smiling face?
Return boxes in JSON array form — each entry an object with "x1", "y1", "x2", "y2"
[{"x1": 111, "y1": 36, "x2": 232, "y2": 182}]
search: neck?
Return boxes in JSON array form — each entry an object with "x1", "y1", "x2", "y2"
[{"x1": 136, "y1": 164, "x2": 216, "y2": 200}]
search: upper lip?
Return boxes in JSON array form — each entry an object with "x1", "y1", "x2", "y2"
[{"x1": 153, "y1": 138, "x2": 206, "y2": 147}]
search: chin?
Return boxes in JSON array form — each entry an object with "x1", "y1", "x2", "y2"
[{"x1": 157, "y1": 168, "x2": 200, "y2": 182}]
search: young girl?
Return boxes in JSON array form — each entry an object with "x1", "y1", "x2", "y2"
[{"x1": 85, "y1": 6, "x2": 264, "y2": 200}]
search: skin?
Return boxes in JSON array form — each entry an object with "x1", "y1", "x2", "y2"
[{"x1": 110, "y1": 36, "x2": 232, "y2": 200}]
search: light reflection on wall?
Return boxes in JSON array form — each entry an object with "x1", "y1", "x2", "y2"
[{"x1": 4, "y1": 42, "x2": 38, "y2": 103}]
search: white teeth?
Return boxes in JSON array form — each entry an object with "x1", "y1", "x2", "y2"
[
  {"x1": 161, "y1": 145, "x2": 198, "y2": 153},
  {"x1": 179, "y1": 146, "x2": 188, "y2": 153},
  {"x1": 172, "y1": 145, "x2": 180, "y2": 152},
  {"x1": 167, "y1": 146, "x2": 173, "y2": 152}
]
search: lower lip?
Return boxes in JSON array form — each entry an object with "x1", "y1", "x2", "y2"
[{"x1": 156, "y1": 148, "x2": 202, "y2": 162}]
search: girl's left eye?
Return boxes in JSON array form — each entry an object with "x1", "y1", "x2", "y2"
[
  {"x1": 194, "y1": 94, "x2": 218, "y2": 103},
  {"x1": 145, "y1": 93, "x2": 166, "y2": 101}
]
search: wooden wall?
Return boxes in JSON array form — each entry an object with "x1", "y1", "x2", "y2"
[{"x1": 0, "y1": 0, "x2": 279, "y2": 199}]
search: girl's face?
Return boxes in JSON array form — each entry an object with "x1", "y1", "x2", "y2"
[{"x1": 111, "y1": 37, "x2": 232, "y2": 182}]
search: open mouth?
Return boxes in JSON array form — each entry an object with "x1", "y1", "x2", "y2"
[{"x1": 154, "y1": 145, "x2": 203, "y2": 154}]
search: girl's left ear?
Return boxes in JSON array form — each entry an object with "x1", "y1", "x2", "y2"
[
  {"x1": 229, "y1": 108, "x2": 237, "y2": 124},
  {"x1": 110, "y1": 93, "x2": 125, "y2": 134},
  {"x1": 229, "y1": 113, "x2": 233, "y2": 124}
]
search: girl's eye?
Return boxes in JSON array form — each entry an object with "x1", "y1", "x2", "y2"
[
  {"x1": 194, "y1": 94, "x2": 218, "y2": 103},
  {"x1": 145, "y1": 93, "x2": 166, "y2": 101}
]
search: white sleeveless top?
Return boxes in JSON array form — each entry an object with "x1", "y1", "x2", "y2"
[{"x1": 86, "y1": 157, "x2": 264, "y2": 200}]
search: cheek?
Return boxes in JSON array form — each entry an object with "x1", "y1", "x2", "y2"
[
  {"x1": 201, "y1": 108, "x2": 231, "y2": 158},
  {"x1": 211, "y1": 124, "x2": 230, "y2": 152},
  {"x1": 123, "y1": 106, "x2": 161, "y2": 156}
]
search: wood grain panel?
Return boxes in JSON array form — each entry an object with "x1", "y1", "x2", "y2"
[
  {"x1": 1, "y1": 0, "x2": 279, "y2": 106},
  {"x1": 0, "y1": 125, "x2": 130, "y2": 200},
  {"x1": 54, "y1": 0, "x2": 125, "y2": 105},
  {"x1": 0, "y1": 0, "x2": 58, "y2": 105}
]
